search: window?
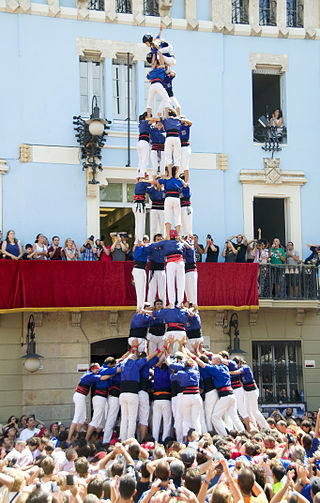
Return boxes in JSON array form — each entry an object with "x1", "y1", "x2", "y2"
[
  {"x1": 80, "y1": 60, "x2": 104, "y2": 117},
  {"x1": 287, "y1": 0, "x2": 303, "y2": 27},
  {"x1": 259, "y1": 0, "x2": 277, "y2": 26},
  {"x1": 252, "y1": 341, "x2": 303, "y2": 403},
  {"x1": 144, "y1": 0, "x2": 159, "y2": 16},
  {"x1": 252, "y1": 72, "x2": 286, "y2": 144},
  {"x1": 116, "y1": 0, "x2": 131, "y2": 13},
  {"x1": 88, "y1": 0, "x2": 104, "y2": 10},
  {"x1": 232, "y1": 0, "x2": 249, "y2": 24},
  {"x1": 112, "y1": 58, "x2": 136, "y2": 121}
]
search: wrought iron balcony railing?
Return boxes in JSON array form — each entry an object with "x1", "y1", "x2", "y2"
[
  {"x1": 260, "y1": 0, "x2": 277, "y2": 26},
  {"x1": 258, "y1": 263, "x2": 319, "y2": 300},
  {"x1": 88, "y1": 0, "x2": 104, "y2": 10},
  {"x1": 287, "y1": 0, "x2": 304, "y2": 28},
  {"x1": 144, "y1": 0, "x2": 159, "y2": 16},
  {"x1": 232, "y1": 0, "x2": 249, "y2": 24},
  {"x1": 253, "y1": 124, "x2": 287, "y2": 144}
]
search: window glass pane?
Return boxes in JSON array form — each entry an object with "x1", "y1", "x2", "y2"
[
  {"x1": 92, "y1": 62, "x2": 101, "y2": 77},
  {"x1": 126, "y1": 184, "x2": 135, "y2": 203},
  {"x1": 80, "y1": 95, "x2": 89, "y2": 114},
  {"x1": 80, "y1": 61, "x2": 88, "y2": 78},
  {"x1": 100, "y1": 183, "x2": 123, "y2": 202}
]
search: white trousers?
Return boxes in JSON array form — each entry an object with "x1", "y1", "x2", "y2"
[
  {"x1": 119, "y1": 392, "x2": 139, "y2": 441},
  {"x1": 181, "y1": 393, "x2": 202, "y2": 437},
  {"x1": 244, "y1": 388, "x2": 269, "y2": 429},
  {"x1": 128, "y1": 337, "x2": 146, "y2": 353},
  {"x1": 138, "y1": 390, "x2": 150, "y2": 426},
  {"x1": 103, "y1": 395, "x2": 120, "y2": 444},
  {"x1": 157, "y1": 95, "x2": 181, "y2": 116},
  {"x1": 159, "y1": 44, "x2": 176, "y2": 67},
  {"x1": 147, "y1": 82, "x2": 170, "y2": 111},
  {"x1": 72, "y1": 392, "x2": 87, "y2": 424},
  {"x1": 165, "y1": 137, "x2": 181, "y2": 167},
  {"x1": 165, "y1": 330, "x2": 186, "y2": 343},
  {"x1": 212, "y1": 394, "x2": 242, "y2": 436},
  {"x1": 172, "y1": 393, "x2": 183, "y2": 442},
  {"x1": 181, "y1": 206, "x2": 193, "y2": 237},
  {"x1": 204, "y1": 389, "x2": 219, "y2": 431},
  {"x1": 150, "y1": 209, "x2": 165, "y2": 242},
  {"x1": 136, "y1": 140, "x2": 150, "y2": 178},
  {"x1": 186, "y1": 337, "x2": 203, "y2": 351},
  {"x1": 132, "y1": 204, "x2": 146, "y2": 244},
  {"x1": 147, "y1": 269, "x2": 166, "y2": 306},
  {"x1": 147, "y1": 333, "x2": 165, "y2": 354},
  {"x1": 166, "y1": 261, "x2": 185, "y2": 306},
  {"x1": 181, "y1": 145, "x2": 191, "y2": 172},
  {"x1": 234, "y1": 387, "x2": 249, "y2": 419},
  {"x1": 200, "y1": 400, "x2": 207, "y2": 433},
  {"x1": 132, "y1": 267, "x2": 146, "y2": 310},
  {"x1": 150, "y1": 150, "x2": 165, "y2": 177},
  {"x1": 89, "y1": 395, "x2": 108, "y2": 429},
  {"x1": 152, "y1": 400, "x2": 172, "y2": 442},
  {"x1": 164, "y1": 197, "x2": 181, "y2": 227},
  {"x1": 185, "y1": 270, "x2": 197, "y2": 305}
]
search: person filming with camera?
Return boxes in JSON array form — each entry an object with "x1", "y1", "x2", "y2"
[
  {"x1": 80, "y1": 235, "x2": 97, "y2": 261},
  {"x1": 204, "y1": 234, "x2": 219, "y2": 262}
]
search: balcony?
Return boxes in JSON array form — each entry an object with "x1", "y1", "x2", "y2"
[
  {"x1": 258, "y1": 263, "x2": 319, "y2": 300},
  {"x1": 253, "y1": 124, "x2": 287, "y2": 145},
  {"x1": 232, "y1": 0, "x2": 249, "y2": 24}
]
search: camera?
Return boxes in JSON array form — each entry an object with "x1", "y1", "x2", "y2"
[
  {"x1": 170, "y1": 489, "x2": 179, "y2": 497},
  {"x1": 89, "y1": 235, "x2": 94, "y2": 241},
  {"x1": 66, "y1": 474, "x2": 74, "y2": 486},
  {"x1": 8, "y1": 457, "x2": 17, "y2": 467},
  {"x1": 207, "y1": 234, "x2": 212, "y2": 240},
  {"x1": 287, "y1": 433, "x2": 295, "y2": 445}
]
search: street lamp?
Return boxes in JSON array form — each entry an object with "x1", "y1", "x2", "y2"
[
  {"x1": 21, "y1": 315, "x2": 43, "y2": 373},
  {"x1": 228, "y1": 313, "x2": 246, "y2": 356},
  {"x1": 73, "y1": 96, "x2": 111, "y2": 184}
]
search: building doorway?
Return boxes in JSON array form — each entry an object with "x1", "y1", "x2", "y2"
[
  {"x1": 253, "y1": 197, "x2": 286, "y2": 245},
  {"x1": 91, "y1": 337, "x2": 128, "y2": 365}
]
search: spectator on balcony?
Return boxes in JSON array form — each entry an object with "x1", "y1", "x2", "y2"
[
  {"x1": 305, "y1": 243, "x2": 320, "y2": 263},
  {"x1": 1, "y1": 230, "x2": 23, "y2": 260},
  {"x1": 63, "y1": 238, "x2": 80, "y2": 261},
  {"x1": 247, "y1": 228, "x2": 261, "y2": 262},
  {"x1": 81, "y1": 236, "x2": 97, "y2": 261},
  {"x1": 269, "y1": 238, "x2": 286, "y2": 297},
  {"x1": 255, "y1": 240, "x2": 269, "y2": 264},
  {"x1": 33, "y1": 233, "x2": 48, "y2": 260},
  {"x1": 227, "y1": 234, "x2": 248, "y2": 262},
  {"x1": 98, "y1": 239, "x2": 112, "y2": 262},
  {"x1": 21, "y1": 244, "x2": 36, "y2": 260},
  {"x1": 48, "y1": 236, "x2": 63, "y2": 260},
  {"x1": 193, "y1": 234, "x2": 204, "y2": 262},
  {"x1": 204, "y1": 235, "x2": 219, "y2": 263},
  {"x1": 110, "y1": 234, "x2": 129, "y2": 261},
  {"x1": 0, "y1": 230, "x2": 2, "y2": 250},
  {"x1": 222, "y1": 240, "x2": 238, "y2": 263}
]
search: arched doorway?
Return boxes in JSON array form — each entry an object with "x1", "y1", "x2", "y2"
[{"x1": 91, "y1": 337, "x2": 128, "y2": 365}]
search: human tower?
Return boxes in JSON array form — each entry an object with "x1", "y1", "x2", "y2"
[{"x1": 68, "y1": 27, "x2": 268, "y2": 444}]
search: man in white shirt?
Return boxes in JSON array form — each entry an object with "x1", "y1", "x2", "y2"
[
  {"x1": 19, "y1": 416, "x2": 40, "y2": 442},
  {"x1": 5, "y1": 439, "x2": 26, "y2": 466}
]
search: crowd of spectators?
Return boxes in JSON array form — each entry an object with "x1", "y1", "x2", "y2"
[
  {"x1": 1, "y1": 408, "x2": 320, "y2": 503},
  {"x1": 0, "y1": 229, "x2": 319, "y2": 266}
]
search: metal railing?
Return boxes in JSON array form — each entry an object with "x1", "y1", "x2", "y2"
[
  {"x1": 259, "y1": 0, "x2": 277, "y2": 26},
  {"x1": 253, "y1": 124, "x2": 287, "y2": 144},
  {"x1": 287, "y1": 0, "x2": 303, "y2": 27},
  {"x1": 116, "y1": 0, "x2": 132, "y2": 13},
  {"x1": 258, "y1": 263, "x2": 319, "y2": 300},
  {"x1": 88, "y1": 0, "x2": 104, "y2": 10},
  {"x1": 232, "y1": 0, "x2": 249, "y2": 24},
  {"x1": 144, "y1": 0, "x2": 159, "y2": 16}
]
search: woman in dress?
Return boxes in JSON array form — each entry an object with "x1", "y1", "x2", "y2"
[{"x1": 1, "y1": 230, "x2": 23, "y2": 260}]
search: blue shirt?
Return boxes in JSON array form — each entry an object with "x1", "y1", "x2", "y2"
[
  {"x1": 154, "y1": 239, "x2": 185, "y2": 258},
  {"x1": 135, "y1": 181, "x2": 150, "y2": 195},
  {"x1": 163, "y1": 72, "x2": 175, "y2": 96},
  {"x1": 181, "y1": 185, "x2": 191, "y2": 199},
  {"x1": 153, "y1": 307, "x2": 189, "y2": 326},
  {"x1": 158, "y1": 177, "x2": 184, "y2": 195},
  {"x1": 96, "y1": 365, "x2": 118, "y2": 390},
  {"x1": 146, "y1": 186, "x2": 165, "y2": 203},
  {"x1": 121, "y1": 357, "x2": 148, "y2": 383},
  {"x1": 161, "y1": 117, "x2": 181, "y2": 132},
  {"x1": 180, "y1": 124, "x2": 191, "y2": 143},
  {"x1": 150, "y1": 127, "x2": 165, "y2": 146},
  {"x1": 185, "y1": 312, "x2": 201, "y2": 332},
  {"x1": 139, "y1": 120, "x2": 151, "y2": 136},
  {"x1": 140, "y1": 356, "x2": 158, "y2": 381},
  {"x1": 184, "y1": 246, "x2": 196, "y2": 264},
  {"x1": 147, "y1": 242, "x2": 166, "y2": 263},
  {"x1": 154, "y1": 366, "x2": 171, "y2": 390},
  {"x1": 204, "y1": 363, "x2": 231, "y2": 389},
  {"x1": 174, "y1": 366, "x2": 200, "y2": 388},
  {"x1": 133, "y1": 245, "x2": 149, "y2": 263},
  {"x1": 147, "y1": 67, "x2": 166, "y2": 83},
  {"x1": 130, "y1": 312, "x2": 153, "y2": 330},
  {"x1": 79, "y1": 371, "x2": 101, "y2": 386},
  {"x1": 239, "y1": 364, "x2": 255, "y2": 385}
]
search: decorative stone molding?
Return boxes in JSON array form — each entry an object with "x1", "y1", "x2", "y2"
[
  {"x1": 34, "y1": 313, "x2": 43, "y2": 327},
  {"x1": 248, "y1": 310, "x2": 258, "y2": 326},
  {"x1": 77, "y1": 6, "x2": 89, "y2": 20},
  {"x1": 76, "y1": 38, "x2": 147, "y2": 62},
  {"x1": 279, "y1": 27, "x2": 289, "y2": 38},
  {"x1": 71, "y1": 312, "x2": 82, "y2": 327},
  {"x1": 6, "y1": 0, "x2": 19, "y2": 12},
  {"x1": 296, "y1": 308, "x2": 305, "y2": 326},
  {"x1": 159, "y1": 0, "x2": 172, "y2": 18},
  {"x1": 161, "y1": 15, "x2": 172, "y2": 28},
  {"x1": 250, "y1": 25, "x2": 262, "y2": 36},
  {"x1": 0, "y1": 159, "x2": 9, "y2": 175},
  {"x1": 215, "y1": 310, "x2": 225, "y2": 327},
  {"x1": 306, "y1": 28, "x2": 316, "y2": 39},
  {"x1": 217, "y1": 153, "x2": 228, "y2": 171},
  {"x1": 19, "y1": 0, "x2": 31, "y2": 12},
  {"x1": 250, "y1": 53, "x2": 289, "y2": 74},
  {"x1": 187, "y1": 18, "x2": 198, "y2": 31},
  {"x1": 20, "y1": 144, "x2": 32, "y2": 163},
  {"x1": 239, "y1": 166, "x2": 307, "y2": 186},
  {"x1": 109, "y1": 311, "x2": 119, "y2": 327}
]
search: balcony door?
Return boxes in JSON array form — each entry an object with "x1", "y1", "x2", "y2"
[{"x1": 253, "y1": 197, "x2": 286, "y2": 246}]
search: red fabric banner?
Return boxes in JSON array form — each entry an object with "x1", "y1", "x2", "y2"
[{"x1": 0, "y1": 261, "x2": 259, "y2": 312}]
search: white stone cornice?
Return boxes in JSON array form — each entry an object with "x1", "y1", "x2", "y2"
[
  {"x1": 239, "y1": 167, "x2": 307, "y2": 186},
  {"x1": 250, "y1": 52, "x2": 288, "y2": 73},
  {"x1": 76, "y1": 37, "x2": 148, "y2": 62},
  {"x1": 0, "y1": 159, "x2": 9, "y2": 175}
]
